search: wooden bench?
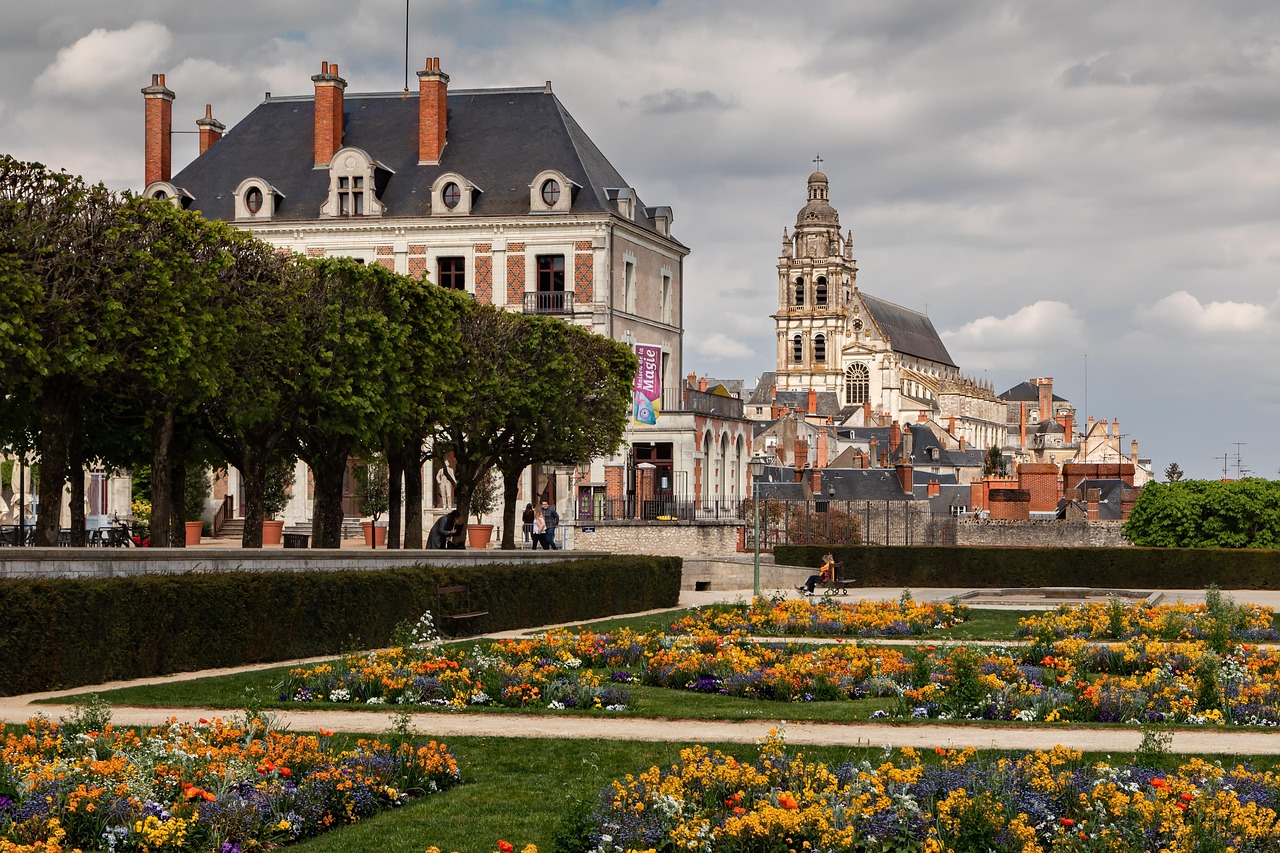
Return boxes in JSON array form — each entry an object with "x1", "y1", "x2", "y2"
[
  {"x1": 800, "y1": 562, "x2": 856, "y2": 596},
  {"x1": 435, "y1": 584, "x2": 489, "y2": 632}
]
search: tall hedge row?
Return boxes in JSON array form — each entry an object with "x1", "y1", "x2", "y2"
[
  {"x1": 775, "y1": 545, "x2": 1280, "y2": 590},
  {"x1": 0, "y1": 555, "x2": 680, "y2": 696}
]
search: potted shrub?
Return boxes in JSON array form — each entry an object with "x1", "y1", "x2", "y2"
[
  {"x1": 261, "y1": 456, "x2": 294, "y2": 545},
  {"x1": 466, "y1": 468, "x2": 498, "y2": 549},
  {"x1": 184, "y1": 466, "x2": 212, "y2": 546},
  {"x1": 354, "y1": 458, "x2": 389, "y2": 548}
]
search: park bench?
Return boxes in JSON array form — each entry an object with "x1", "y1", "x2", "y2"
[
  {"x1": 435, "y1": 584, "x2": 489, "y2": 633},
  {"x1": 800, "y1": 562, "x2": 856, "y2": 596}
]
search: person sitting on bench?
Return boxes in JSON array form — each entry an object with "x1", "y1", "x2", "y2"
[{"x1": 799, "y1": 552, "x2": 836, "y2": 594}]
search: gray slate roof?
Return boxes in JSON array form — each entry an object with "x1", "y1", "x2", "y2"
[
  {"x1": 999, "y1": 380, "x2": 1069, "y2": 403},
  {"x1": 861, "y1": 293, "x2": 956, "y2": 367},
  {"x1": 171, "y1": 87, "x2": 680, "y2": 243}
]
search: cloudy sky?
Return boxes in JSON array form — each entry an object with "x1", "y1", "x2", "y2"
[{"x1": 3, "y1": 0, "x2": 1278, "y2": 480}]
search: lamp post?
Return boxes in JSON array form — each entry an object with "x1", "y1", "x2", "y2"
[{"x1": 748, "y1": 453, "x2": 768, "y2": 599}]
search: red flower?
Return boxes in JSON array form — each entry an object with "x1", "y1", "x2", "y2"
[
  {"x1": 1151, "y1": 778, "x2": 1167, "y2": 789},
  {"x1": 778, "y1": 794, "x2": 799, "y2": 810},
  {"x1": 733, "y1": 806, "x2": 746, "y2": 815},
  {"x1": 497, "y1": 841, "x2": 514, "y2": 853},
  {"x1": 1060, "y1": 818, "x2": 1074, "y2": 827},
  {"x1": 280, "y1": 767, "x2": 291, "y2": 778},
  {"x1": 1180, "y1": 792, "x2": 1194, "y2": 803}
]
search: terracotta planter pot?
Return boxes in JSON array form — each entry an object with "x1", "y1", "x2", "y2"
[
  {"x1": 262, "y1": 519, "x2": 285, "y2": 545},
  {"x1": 466, "y1": 523, "x2": 493, "y2": 549},
  {"x1": 184, "y1": 520, "x2": 203, "y2": 546},
  {"x1": 362, "y1": 521, "x2": 387, "y2": 548}
]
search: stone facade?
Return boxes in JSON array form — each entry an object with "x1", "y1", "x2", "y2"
[
  {"x1": 573, "y1": 520, "x2": 741, "y2": 557},
  {"x1": 954, "y1": 519, "x2": 1127, "y2": 547}
]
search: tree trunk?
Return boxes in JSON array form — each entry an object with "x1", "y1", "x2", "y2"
[
  {"x1": 66, "y1": 404, "x2": 87, "y2": 546},
  {"x1": 307, "y1": 448, "x2": 350, "y2": 548},
  {"x1": 386, "y1": 445, "x2": 404, "y2": 550},
  {"x1": 500, "y1": 462, "x2": 521, "y2": 549},
  {"x1": 239, "y1": 442, "x2": 267, "y2": 548},
  {"x1": 402, "y1": 438, "x2": 424, "y2": 549},
  {"x1": 169, "y1": 463, "x2": 187, "y2": 548},
  {"x1": 34, "y1": 381, "x2": 75, "y2": 547},
  {"x1": 150, "y1": 412, "x2": 175, "y2": 547}
]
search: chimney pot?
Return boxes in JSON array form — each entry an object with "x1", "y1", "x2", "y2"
[
  {"x1": 312, "y1": 59, "x2": 347, "y2": 167},
  {"x1": 142, "y1": 71, "x2": 176, "y2": 186},
  {"x1": 417, "y1": 55, "x2": 450, "y2": 164}
]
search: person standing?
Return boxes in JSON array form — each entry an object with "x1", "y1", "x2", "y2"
[
  {"x1": 426, "y1": 510, "x2": 460, "y2": 549},
  {"x1": 521, "y1": 502, "x2": 535, "y2": 548},
  {"x1": 540, "y1": 498, "x2": 560, "y2": 550},
  {"x1": 531, "y1": 505, "x2": 547, "y2": 550}
]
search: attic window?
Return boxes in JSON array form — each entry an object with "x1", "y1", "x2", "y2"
[
  {"x1": 153, "y1": 190, "x2": 168, "y2": 200},
  {"x1": 233, "y1": 178, "x2": 281, "y2": 220},
  {"x1": 245, "y1": 187, "x2": 263, "y2": 214},
  {"x1": 338, "y1": 177, "x2": 364, "y2": 216},
  {"x1": 442, "y1": 182, "x2": 461, "y2": 209},
  {"x1": 321, "y1": 147, "x2": 388, "y2": 219},
  {"x1": 541, "y1": 179, "x2": 561, "y2": 206}
]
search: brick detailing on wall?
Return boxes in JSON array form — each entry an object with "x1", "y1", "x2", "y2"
[
  {"x1": 142, "y1": 74, "x2": 175, "y2": 186},
  {"x1": 474, "y1": 258, "x2": 493, "y2": 302},
  {"x1": 376, "y1": 258, "x2": 395, "y2": 270},
  {"x1": 988, "y1": 489, "x2": 1032, "y2": 520},
  {"x1": 375, "y1": 245, "x2": 393, "y2": 256},
  {"x1": 604, "y1": 465, "x2": 625, "y2": 503},
  {"x1": 310, "y1": 61, "x2": 347, "y2": 167},
  {"x1": 574, "y1": 241, "x2": 594, "y2": 302},
  {"x1": 1018, "y1": 463, "x2": 1061, "y2": 513},
  {"x1": 306, "y1": 247, "x2": 326, "y2": 257},
  {"x1": 506, "y1": 241, "x2": 526, "y2": 304}
]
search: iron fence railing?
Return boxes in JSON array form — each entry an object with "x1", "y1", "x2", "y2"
[{"x1": 523, "y1": 291, "x2": 576, "y2": 314}]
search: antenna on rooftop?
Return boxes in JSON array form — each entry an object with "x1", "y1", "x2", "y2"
[{"x1": 404, "y1": 0, "x2": 410, "y2": 94}]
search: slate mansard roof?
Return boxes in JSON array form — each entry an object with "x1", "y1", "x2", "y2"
[
  {"x1": 860, "y1": 293, "x2": 956, "y2": 368},
  {"x1": 171, "y1": 87, "x2": 682, "y2": 243}
]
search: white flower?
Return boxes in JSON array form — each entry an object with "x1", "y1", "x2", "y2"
[
  {"x1": 547, "y1": 700, "x2": 566, "y2": 710},
  {"x1": 365, "y1": 696, "x2": 386, "y2": 705},
  {"x1": 470, "y1": 692, "x2": 490, "y2": 705},
  {"x1": 328, "y1": 688, "x2": 351, "y2": 702}
]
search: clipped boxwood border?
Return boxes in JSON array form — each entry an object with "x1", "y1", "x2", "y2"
[
  {"x1": 775, "y1": 544, "x2": 1280, "y2": 589},
  {"x1": 0, "y1": 555, "x2": 680, "y2": 696}
]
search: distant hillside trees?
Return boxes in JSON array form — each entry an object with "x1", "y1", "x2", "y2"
[{"x1": 1123, "y1": 479, "x2": 1280, "y2": 548}]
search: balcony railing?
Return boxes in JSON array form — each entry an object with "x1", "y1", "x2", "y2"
[
  {"x1": 523, "y1": 291, "x2": 576, "y2": 315},
  {"x1": 659, "y1": 386, "x2": 745, "y2": 418}
]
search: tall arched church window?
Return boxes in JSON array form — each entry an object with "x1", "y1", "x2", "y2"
[
  {"x1": 815, "y1": 276, "x2": 827, "y2": 306},
  {"x1": 845, "y1": 363, "x2": 870, "y2": 404},
  {"x1": 792, "y1": 335, "x2": 803, "y2": 363},
  {"x1": 794, "y1": 277, "x2": 805, "y2": 307},
  {"x1": 814, "y1": 334, "x2": 826, "y2": 363}
]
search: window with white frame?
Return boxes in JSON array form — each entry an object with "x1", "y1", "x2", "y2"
[
  {"x1": 623, "y1": 259, "x2": 637, "y2": 313},
  {"x1": 660, "y1": 273, "x2": 673, "y2": 324},
  {"x1": 845, "y1": 363, "x2": 870, "y2": 404},
  {"x1": 430, "y1": 172, "x2": 479, "y2": 216},
  {"x1": 321, "y1": 148, "x2": 387, "y2": 218}
]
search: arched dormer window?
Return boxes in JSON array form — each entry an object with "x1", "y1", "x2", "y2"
[
  {"x1": 530, "y1": 169, "x2": 579, "y2": 213},
  {"x1": 845, "y1": 363, "x2": 870, "y2": 404},
  {"x1": 814, "y1": 334, "x2": 826, "y2": 363},
  {"x1": 793, "y1": 277, "x2": 805, "y2": 307},
  {"x1": 142, "y1": 180, "x2": 193, "y2": 209},
  {"x1": 792, "y1": 334, "x2": 803, "y2": 363},
  {"x1": 233, "y1": 177, "x2": 284, "y2": 220},
  {"x1": 815, "y1": 276, "x2": 828, "y2": 306},
  {"x1": 430, "y1": 172, "x2": 481, "y2": 216},
  {"x1": 321, "y1": 147, "x2": 391, "y2": 219}
]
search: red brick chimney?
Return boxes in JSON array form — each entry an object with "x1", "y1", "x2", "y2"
[
  {"x1": 889, "y1": 420, "x2": 900, "y2": 455},
  {"x1": 807, "y1": 388, "x2": 817, "y2": 414},
  {"x1": 699, "y1": 376, "x2": 709, "y2": 392},
  {"x1": 918, "y1": 411, "x2": 927, "y2": 423},
  {"x1": 196, "y1": 103, "x2": 225, "y2": 155},
  {"x1": 141, "y1": 73, "x2": 175, "y2": 186},
  {"x1": 417, "y1": 56, "x2": 449, "y2": 164},
  {"x1": 958, "y1": 436, "x2": 967, "y2": 451},
  {"x1": 816, "y1": 428, "x2": 828, "y2": 468},
  {"x1": 927, "y1": 479, "x2": 940, "y2": 497},
  {"x1": 895, "y1": 459, "x2": 913, "y2": 495},
  {"x1": 1036, "y1": 377, "x2": 1053, "y2": 422},
  {"x1": 312, "y1": 61, "x2": 347, "y2": 167},
  {"x1": 948, "y1": 415, "x2": 956, "y2": 435},
  {"x1": 862, "y1": 401, "x2": 872, "y2": 425},
  {"x1": 1086, "y1": 487, "x2": 1100, "y2": 520}
]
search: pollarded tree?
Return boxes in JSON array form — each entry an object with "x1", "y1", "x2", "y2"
[{"x1": 495, "y1": 321, "x2": 635, "y2": 549}]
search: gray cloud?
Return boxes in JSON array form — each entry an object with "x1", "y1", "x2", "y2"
[{"x1": 626, "y1": 88, "x2": 736, "y2": 115}]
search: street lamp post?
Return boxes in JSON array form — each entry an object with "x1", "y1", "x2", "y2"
[{"x1": 748, "y1": 453, "x2": 768, "y2": 599}]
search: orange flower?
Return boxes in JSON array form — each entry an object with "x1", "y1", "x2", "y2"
[
  {"x1": 1060, "y1": 818, "x2": 1074, "y2": 827},
  {"x1": 497, "y1": 841, "x2": 514, "y2": 853},
  {"x1": 1180, "y1": 792, "x2": 1194, "y2": 803},
  {"x1": 318, "y1": 728, "x2": 335, "y2": 737},
  {"x1": 1150, "y1": 778, "x2": 1167, "y2": 789},
  {"x1": 934, "y1": 747, "x2": 947, "y2": 756},
  {"x1": 733, "y1": 806, "x2": 746, "y2": 815},
  {"x1": 778, "y1": 794, "x2": 799, "y2": 810}
]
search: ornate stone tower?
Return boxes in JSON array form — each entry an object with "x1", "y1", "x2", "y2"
[{"x1": 773, "y1": 170, "x2": 857, "y2": 395}]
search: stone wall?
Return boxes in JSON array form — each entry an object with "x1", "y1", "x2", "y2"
[
  {"x1": 572, "y1": 520, "x2": 740, "y2": 557},
  {"x1": 0, "y1": 548, "x2": 608, "y2": 581},
  {"x1": 954, "y1": 519, "x2": 1127, "y2": 547}
]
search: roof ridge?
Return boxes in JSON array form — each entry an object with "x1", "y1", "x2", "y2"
[{"x1": 262, "y1": 86, "x2": 549, "y2": 104}]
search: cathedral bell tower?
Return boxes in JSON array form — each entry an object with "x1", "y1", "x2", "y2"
[{"x1": 773, "y1": 168, "x2": 857, "y2": 395}]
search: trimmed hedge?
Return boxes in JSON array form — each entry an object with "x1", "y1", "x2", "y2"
[
  {"x1": 0, "y1": 555, "x2": 680, "y2": 696},
  {"x1": 774, "y1": 544, "x2": 1280, "y2": 590}
]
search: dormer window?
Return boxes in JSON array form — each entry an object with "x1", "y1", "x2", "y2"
[
  {"x1": 531, "y1": 170, "x2": 577, "y2": 212},
  {"x1": 142, "y1": 180, "x2": 193, "y2": 209},
  {"x1": 234, "y1": 178, "x2": 283, "y2": 220},
  {"x1": 541, "y1": 179, "x2": 561, "y2": 206},
  {"x1": 321, "y1": 147, "x2": 390, "y2": 219},
  {"x1": 431, "y1": 172, "x2": 480, "y2": 216}
]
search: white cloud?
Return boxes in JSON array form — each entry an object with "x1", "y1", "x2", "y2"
[
  {"x1": 34, "y1": 21, "x2": 171, "y2": 98},
  {"x1": 1135, "y1": 291, "x2": 1268, "y2": 335},
  {"x1": 945, "y1": 300, "x2": 1083, "y2": 346},
  {"x1": 691, "y1": 333, "x2": 755, "y2": 362}
]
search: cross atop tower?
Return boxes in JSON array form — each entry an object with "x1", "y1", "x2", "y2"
[{"x1": 812, "y1": 153, "x2": 823, "y2": 169}]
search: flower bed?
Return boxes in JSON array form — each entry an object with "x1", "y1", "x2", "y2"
[
  {"x1": 586, "y1": 731, "x2": 1280, "y2": 852},
  {"x1": 1014, "y1": 595, "x2": 1279, "y2": 644},
  {"x1": 0, "y1": 715, "x2": 460, "y2": 853},
  {"x1": 669, "y1": 595, "x2": 969, "y2": 638}
]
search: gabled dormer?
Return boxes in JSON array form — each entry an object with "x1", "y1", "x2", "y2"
[
  {"x1": 233, "y1": 177, "x2": 284, "y2": 221},
  {"x1": 530, "y1": 169, "x2": 577, "y2": 213},
  {"x1": 605, "y1": 187, "x2": 635, "y2": 219},
  {"x1": 431, "y1": 172, "x2": 482, "y2": 216},
  {"x1": 320, "y1": 147, "x2": 392, "y2": 218}
]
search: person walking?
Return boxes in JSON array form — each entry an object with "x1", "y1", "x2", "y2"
[
  {"x1": 540, "y1": 498, "x2": 560, "y2": 550},
  {"x1": 531, "y1": 505, "x2": 548, "y2": 550},
  {"x1": 521, "y1": 502, "x2": 535, "y2": 548}
]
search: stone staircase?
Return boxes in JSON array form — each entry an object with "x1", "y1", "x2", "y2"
[
  {"x1": 216, "y1": 517, "x2": 244, "y2": 540},
  {"x1": 218, "y1": 516, "x2": 364, "y2": 540}
]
